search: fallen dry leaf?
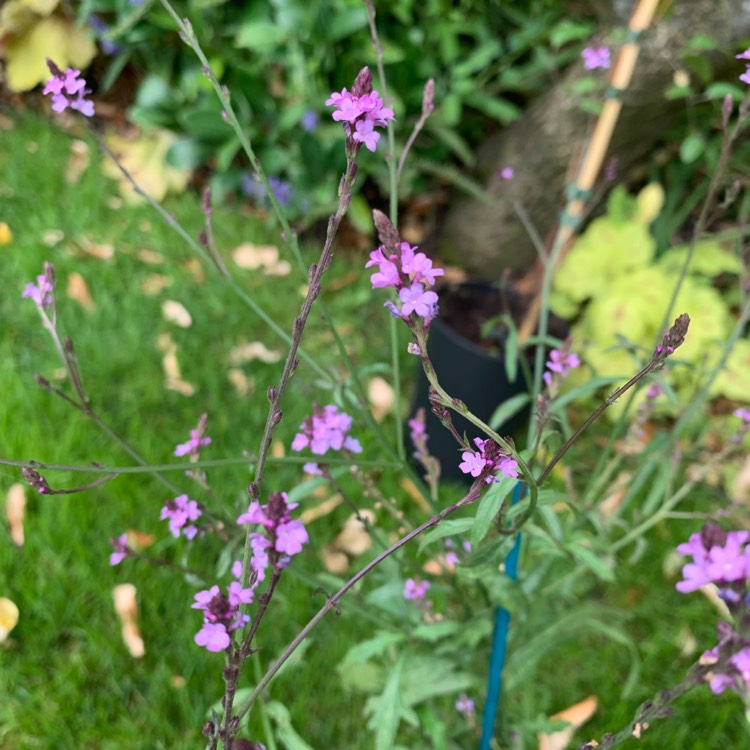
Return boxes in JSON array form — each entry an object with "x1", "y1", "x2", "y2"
[
  {"x1": 369, "y1": 377, "x2": 394, "y2": 422},
  {"x1": 299, "y1": 495, "x2": 342, "y2": 525},
  {"x1": 271, "y1": 440, "x2": 285, "y2": 459},
  {"x1": 184, "y1": 258, "x2": 205, "y2": 284},
  {"x1": 399, "y1": 477, "x2": 431, "y2": 513},
  {"x1": 41, "y1": 228, "x2": 64, "y2": 247},
  {"x1": 0, "y1": 597, "x2": 19, "y2": 644},
  {"x1": 538, "y1": 696, "x2": 598, "y2": 750},
  {"x1": 597, "y1": 471, "x2": 632, "y2": 519},
  {"x1": 0, "y1": 221, "x2": 11, "y2": 245},
  {"x1": 231, "y1": 243, "x2": 292, "y2": 276},
  {"x1": 733, "y1": 454, "x2": 750, "y2": 502},
  {"x1": 67, "y1": 272, "x2": 95, "y2": 311},
  {"x1": 65, "y1": 139, "x2": 90, "y2": 184},
  {"x1": 321, "y1": 545, "x2": 349, "y2": 574},
  {"x1": 227, "y1": 368, "x2": 252, "y2": 396},
  {"x1": 227, "y1": 341, "x2": 282, "y2": 365},
  {"x1": 112, "y1": 584, "x2": 145, "y2": 658},
  {"x1": 6, "y1": 483, "x2": 26, "y2": 546},
  {"x1": 334, "y1": 511, "x2": 375, "y2": 556},
  {"x1": 126, "y1": 529, "x2": 155, "y2": 550},
  {"x1": 77, "y1": 236, "x2": 114, "y2": 260},
  {"x1": 137, "y1": 248, "x2": 165, "y2": 265},
  {"x1": 141, "y1": 274, "x2": 171, "y2": 295},
  {"x1": 162, "y1": 300, "x2": 192, "y2": 328},
  {"x1": 157, "y1": 333, "x2": 196, "y2": 396}
]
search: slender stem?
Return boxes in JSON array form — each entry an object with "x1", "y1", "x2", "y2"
[{"x1": 235, "y1": 482, "x2": 483, "y2": 721}]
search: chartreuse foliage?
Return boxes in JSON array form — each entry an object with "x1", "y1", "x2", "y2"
[{"x1": 552, "y1": 184, "x2": 746, "y2": 413}]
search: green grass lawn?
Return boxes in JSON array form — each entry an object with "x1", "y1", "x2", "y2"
[{"x1": 1, "y1": 110, "x2": 748, "y2": 749}]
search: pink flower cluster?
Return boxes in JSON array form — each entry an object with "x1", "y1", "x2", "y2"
[
  {"x1": 581, "y1": 45, "x2": 611, "y2": 70},
  {"x1": 292, "y1": 404, "x2": 362, "y2": 474},
  {"x1": 737, "y1": 49, "x2": 750, "y2": 84},
  {"x1": 109, "y1": 533, "x2": 129, "y2": 566},
  {"x1": 192, "y1": 576, "x2": 254, "y2": 653},
  {"x1": 42, "y1": 61, "x2": 95, "y2": 117},
  {"x1": 237, "y1": 491, "x2": 310, "y2": 574},
  {"x1": 459, "y1": 437, "x2": 519, "y2": 484},
  {"x1": 325, "y1": 87, "x2": 394, "y2": 152},
  {"x1": 543, "y1": 348, "x2": 580, "y2": 387},
  {"x1": 702, "y1": 644, "x2": 750, "y2": 696},
  {"x1": 160, "y1": 494, "x2": 202, "y2": 539},
  {"x1": 676, "y1": 524, "x2": 750, "y2": 597},
  {"x1": 174, "y1": 427, "x2": 212, "y2": 457},
  {"x1": 404, "y1": 578, "x2": 430, "y2": 600},
  {"x1": 366, "y1": 241, "x2": 443, "y2": 324},
  {"x1": 22, "y1": 273, "x2": 54, "y2": 309}
]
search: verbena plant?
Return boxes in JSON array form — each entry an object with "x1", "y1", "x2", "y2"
[{"x1": 3, "y1": 2, "x2": 750, "y2": 748}]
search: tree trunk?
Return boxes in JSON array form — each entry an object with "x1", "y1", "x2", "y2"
[{"x1": 439, "y1": 0, "x2": 750, "y2": 279}]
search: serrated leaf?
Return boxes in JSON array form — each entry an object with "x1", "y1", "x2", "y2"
[
  {"x1": 411, "y1": 621, "x2": 461, "y2": 642},
  {"x1": 340, "y1": 631, "x2": 405, "y2": 667},
  {"x1": 365, "y1": 655, "x2": 409, "y2": 750},
  {"x1": 265, "y1": 701, "x2": 315, "y2": 750}
]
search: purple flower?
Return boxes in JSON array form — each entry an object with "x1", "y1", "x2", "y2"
[
  {"x1": 240, "y1": 173, "x2": 292, "y2": 207},
  {"x1": 581, "y1": 45, "x2": 611, "y2": 70},
  {"x1": 398, "y1": 283, "x2": 438, "y2": 321},
  {"x1": 734, "y1": 408, "x2": 750, "y2": 424},
  {"x1": 325, "y1": 73, "x2": 395, "y2": 152},
  {"x1": 160, "y1": 494, "x2": 202, "y2": 538},
  {"x1": 498, "y1": 166, "x2": 514, "y2": 180},
  {"x1": 174, "y1": 427, "x2": 211, "y2": 457},
  {"x1": 404, "y1": 578, "x2": 430, "y2": 600},
  {"x1": 275, "y1": 520, "x2": 309, "y2": 556},
  {"x1": 455, "y1": 693, "x2": 475, "y2": 717},
  {"x1": 543, "y1": 348, "x2": 580, "y2": 387},
  {"x1": 42, "y1": 61, "x2": 95, "y2": 117},
  {"x1": 195, "y1": 622, "x2": 230, "y2": 652},
  {"x1": 301, "y1": 109, "x2": 319, "y2": 132},
  {"x1": 741, "y1": 68, "x2": 750, "y2": 86},
  {"x1": 458, "y1": 437, "x2": 519, "y2": 483},
  {"x1": 737, "y1": 48, "x2": 750, "y2": 61},
  {"x1": 292, "y1": 405, "x2": 362, "y2": 457},
  {"x1": 236, "y1": 500, "x2": 268, "y2": 526},
  {"x1": 459, "y1": 449, "x2": 486, "y2": 478},
  {"x1": 676, "y1": 524, "x2": 750, "y2": 593},
  {"x1": 109, "y1": 534, "x2": 129, "y2": 566},
  {"x1": 22, "y1": 274, "x2": 54, "y2": 309},
  {"x1": 227, "y1": 581, "x2": 255, "y2": 607}
]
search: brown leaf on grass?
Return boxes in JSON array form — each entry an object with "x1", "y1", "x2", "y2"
[
  {"x1": 399, "y1": 477, "x2": 431, "y2": 513},
  {"x1": 0, "y1": 113, "x2": 13, "y2": 130},
  {"x1": 0, "y1": 597, "x2": 19, "y2": 644},
  {"x1": 41, "y1": 229, "x2": 64, "y2": 247},
  {"x1": 126, "y1": 529, "x2": 155, "y2": 550},
  {"x1": 231, "y1": 243, "x2": 292, "y2": 276},
  {"x1": 227, "y1": 368, "x2": 253, "y2": 396},
  {"x1": 157, "y1": 333, "x2": 195, "y2": 396},
  {"x1": 321, "y1": 545, "x2": 349, "y2": 574},
  {"x1": 65, "y1": 139, "x2": 90, "y2": 185},
  {"x1": 141, "y1": 274, "x2": 171, "y2": 295},
  {"x1": 227, "y1": 341, "x2": 282, "y2": 365},
  {"x1": 76, "y1": 236, "x2": 114, "y2": 260},
  {"x1": 271, "y1": 440, "x2": 285, "y2": 459},
  {"x1": 369, "y1": 377, "x2": 394, "y2": 422},
  {"x1": 6, "y1": 483, "x2": 26, "y2": 546},
  {"x1": 112, "y1": 584, "x2": 145, "y2": 658},
  {"x1": 335, "y1": 511, "x2": 375, "y2": 556},
  {"x1": 184, "y1": 258, "x2": 205, "y2": 284},
  {"x1": 538, "y1": 696, "x2": 598, "y2": 750},
  {"x1": 0, "y1": 221, "x2": 12, "y2": 246},
  {"x1": 299, "y1": 494, "x2": 342, "y2": 524},
  {"x1": 733, "y1": 454, "x2": 750, "y2": 502},
  {"x1": 137, "y1": 248, "x2": 165, "y2": 265},
  {"x1": 67, "y1": 272, "x2": 95, "y2": 311},
  {"x1": 161, "y1": 300, "x2": 192, "y2": 328}
]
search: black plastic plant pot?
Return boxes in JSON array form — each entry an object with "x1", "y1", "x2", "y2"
[{"x1": 409, "y1": 283, "x2": 535, "y2": 484}]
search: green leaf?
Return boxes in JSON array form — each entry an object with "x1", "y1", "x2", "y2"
[
  {"x1": 550, "y1": 19, "x2": 594, "y2": 48},
  {"x1": 464, "y1": 92, "x2": 521, "y2": 123},
  {"x1": 704, "y1": 82, "x2": 746, "y2": 101},
  {"x1": 680, "y1": 134, "x2": 705, "y2": 164},
  {"x1": 489, "y1": 392, "x2": 530, "y2": 430},
  {"x1": 235, "y1": 21, "x2": 288, "y2": 51},
  {"x1": 564, "y1": 539, "x2": 615, "y2": 581},
  {"x1": 165, "y1": 138, "x2": 209, "y2": 169},
  {"x1": 503, "y1": 321, "x2": 519, "y2": 382},
  {"x1": 412, "y1": 621, "x2": 462, "y2": 642},
  {"x1": 452, "y1": 40, "x2": 502, "y2": 80},
  {"x1": 328, "y1": 7, "x2": 368, "y2": 40},
  {"x1": 418, "y1": 518, "x2": 474, "y2": 553},
  {"x1": 424, "y1": 122, "x2": 475, "y2": 166},
  {"x1": 471, "y1": 476, "x2": 517, "y2": 548},
  {"x1": 365, "y1": 655, "x2": 408, "y2": 750},
  {"x1": 265, "y1": 701, "x2": 315, "y2": 750},
  {"x1": 340, "y1": 631, "x2": 405, "y2": 667}
]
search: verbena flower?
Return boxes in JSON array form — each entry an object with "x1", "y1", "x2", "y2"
[
  {"x1": 366, "y1": 241, "x2": 443, "y2": 324},
  {"x1": 455, "y1": 693, "x2": 475, "y2": 717},
  {"x1": 174, "y1": 427, "x2": 212, "y2": 457},
  {"x1": 543, "y1": 348, "x2": 580, "y2": 387},
  {"x1": 160, "y1": 494, "x2": 202, "y2": 539},
  {"x1": 325, "y1": 68, "x2": 395, "y2": 152},
  {"x1": 192, "y1": 584, "x2": 253, "y2": 652},
  {"x1": 43, "y1": 60, "x2": 95, "y2": 117},
  {"x1": 22, "y1": 273, "x2": 54, "y2": 309},
  {"x1": 581, "y1": 45, "x2": 611, "y2": 70},
  {"x1": 676, "y1": 524, "x2": 749, "y2": 595},
  {"x1": 109, "y1": 534, "x2": 129, "y2": 566},
  {"x1": 458, "y1": 437, "x2": 519, "y2": 484},
  {"x1": 291, "y1": 405, "x2": 362, "y2": 462},
  {"x1": 736, "y1": 49, "x2": 750, "y2": 84},
  {"x1": 404, "y1": 578, "x2": 430, "y2": 600}
]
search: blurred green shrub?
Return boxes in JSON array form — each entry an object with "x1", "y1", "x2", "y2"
[{"x1": 71, "y1": 0, "x2": 594, "y2": 217}]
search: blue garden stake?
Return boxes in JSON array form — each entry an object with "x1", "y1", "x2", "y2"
[{"x1": 479, "y1": 481, "x2": 525, "y2": 750}]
